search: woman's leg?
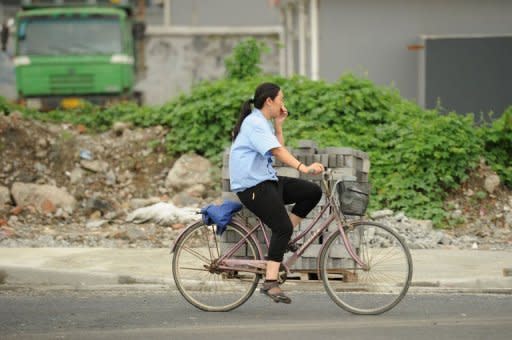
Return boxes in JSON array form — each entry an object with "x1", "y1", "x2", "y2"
[
  {"x1": 278, "y1": 176, "x2": 322, "y2": 219},
  {"x1": 289, "y1": 213, "x2": 302, "y2": 228},
  {"x1": 236, "y1": 181, "x2": 294, "y2": 275}
]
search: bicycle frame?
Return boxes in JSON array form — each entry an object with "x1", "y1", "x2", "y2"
[{"x1": 218, "y1": 173, "x2": 368, "y2": 277}]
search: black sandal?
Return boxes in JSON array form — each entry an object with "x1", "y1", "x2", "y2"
[{"x1": 260, "y1": 280, "x2": 292, "y2": 304}]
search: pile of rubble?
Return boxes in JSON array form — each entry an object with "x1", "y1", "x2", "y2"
[
  {"x1": 0, "y1": 112, "x2": 219, "y2": 248},
  {"x1": 0, "y1": 112, "x2": 511, "y2": 250}
]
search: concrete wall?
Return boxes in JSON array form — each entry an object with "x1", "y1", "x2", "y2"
[
  {"x1": 318, "y1": 0, "x2": 512, "y2": 102},
  {"x1": 167, "y1": 0, "x2": 281, "y2": 26},
  {"x1": 137, "y1": 34, "x2": 280, "y2": 105}
]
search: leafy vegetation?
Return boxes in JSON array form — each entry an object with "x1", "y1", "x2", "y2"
[
  {"x1": 480, "y1": 108, "x2": 512, "y2": 187},
  {"x1": 1, "y1": 39, "x2": 510, "y2": 226},
  {"x1": 224, "y1": 38, "x2": 270, "y2": 80}
]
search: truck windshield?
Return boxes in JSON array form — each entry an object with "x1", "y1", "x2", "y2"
[{"x1": 18, "y1": 15, "x2": 122, "y2": 56}]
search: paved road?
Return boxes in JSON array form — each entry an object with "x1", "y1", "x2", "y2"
[{"x1": 1, "y1": 289, "x2": 511, "y2": 339}]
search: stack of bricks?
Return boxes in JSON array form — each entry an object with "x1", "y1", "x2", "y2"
[{"x1": 221, "y1": 140, "x2": 370, "y2": 273}]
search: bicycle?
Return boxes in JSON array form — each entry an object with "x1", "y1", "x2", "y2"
[{"x1": 171, "y1": 170, "x2": 413, "y2": 314}]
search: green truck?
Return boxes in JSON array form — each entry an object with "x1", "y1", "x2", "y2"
[{"x1": 12, "y1": 0, "x2": 145, "y2": 110}]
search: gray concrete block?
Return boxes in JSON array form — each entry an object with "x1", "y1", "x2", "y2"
[
  {"x1": 328, "y1": 154, "x2": 337, "y2": 167},
  {"x1": 332, "y1": 168, "x2": 357, "y2": 180},
  {"x1": 222, "y1": 179, "x2": 231, "y2": 191},
  {"x1": 298, "y1": 140, "x2": 318, "y2": 149},
  {"x1": 356, "y1": 171, "x2": 370, "y2": 183},
  {"x1": 336, "y1": 154, "x2": 345, "y2": 167},
  {"x1": 362, "y1": 158, "x2": 371, "y2": 173},
  {"x1": 276, "y1": 167, "x2": 300, "y2": 178},
  {"x1": 221, "y1": 166, "x2": 230, "y2": 179},
  {"x1": 314, "y1": 154, "x2": 329, "y2": 166}
]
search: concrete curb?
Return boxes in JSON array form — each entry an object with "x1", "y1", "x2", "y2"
[{"x1": 0, "y1": 248, "x2": 511, "y2": 294}]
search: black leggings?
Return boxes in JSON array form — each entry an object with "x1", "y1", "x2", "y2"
[{"x1": 237, "y1": 176, "x2": 322, "y2": 262}]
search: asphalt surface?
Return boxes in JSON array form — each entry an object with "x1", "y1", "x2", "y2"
[{"x1": 1, "y1": 290, "x2": 511, "y2": 339}]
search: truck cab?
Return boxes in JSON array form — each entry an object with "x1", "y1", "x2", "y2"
[{"x1": 14, "y1": 0, "x2": 144, "y2": 110}]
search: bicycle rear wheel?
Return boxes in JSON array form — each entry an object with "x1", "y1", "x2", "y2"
[
  {"x1": 320, "y1": 220, "x2": 412, "y2": 315},
  {"x1": 172, "y1": 220, "x2": 261, "y2": 312}
]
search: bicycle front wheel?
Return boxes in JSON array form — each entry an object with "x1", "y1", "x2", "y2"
[
  {"x1": 172, "y1": 220, "x2": 261, "y2": 312},
  {"x1": 320, "y1": 220, "x2": 412, "y2": 315}
]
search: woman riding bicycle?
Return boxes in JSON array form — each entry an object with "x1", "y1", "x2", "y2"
[{"x1": 229, "y1": 82, "x2": 324, "y2": 304}]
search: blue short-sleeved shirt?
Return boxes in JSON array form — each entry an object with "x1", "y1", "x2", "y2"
[{"x1": 229, "y1": 109, "x2": 281, "y2": 192}]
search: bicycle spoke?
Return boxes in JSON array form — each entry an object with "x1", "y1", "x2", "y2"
[
  {"x1": 179, "y1": 266, "x2": 209, "y2": 272},
  {"x1": 181, "y1": 246, "x2": 211, "y2": 264}
]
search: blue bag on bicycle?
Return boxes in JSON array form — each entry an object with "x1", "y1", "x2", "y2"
[{"x1": 200, "y1": 200, "x2": 243, "y2": 235}]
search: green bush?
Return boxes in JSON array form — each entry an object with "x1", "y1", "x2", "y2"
[
  {"x1": 224, "y1": 38, "x2": 269, "y2": 80},
  {"x1": 21, "y1": 101, "x2": 156, "y2": 132},
  {"x1": 481, "y1": 107, "x2": 512, "y2": 187}
]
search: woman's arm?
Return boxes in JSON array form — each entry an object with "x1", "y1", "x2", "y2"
[
  {"x1": 271, "y1": 147, "x2": 324, "y2": 174},
  {"x1": 275, "y1": 124, "x2": 285, "y2": 146},
  {"x1": 274, "y1": 107, "x2": 287, "y2": 146}
]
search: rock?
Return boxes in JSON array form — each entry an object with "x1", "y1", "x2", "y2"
[
  {"x1": 84, "y1": 197, "x2": 112, "y2": 215},
  {"x1": 395, "y1": 212, "x2": 407, "y2": 222},
  {"x1": 105, "y1": 170, "x2": 117, "y2": 186},
  {"x1": 10, "y1": 206, "x2": 23, "y2": 216},
  {"x1": 68, "y1": 167, "x2": 84, "y2": 184},
  {"x1": 79, "y1": 149, "x2": 93, "y2": 160},
  {"x1": 80, "y1": 160, "x2": 109, "y2": 173},
  {"x1": 505, "y1": 212, "x2": 512, "y2": 228},
  {"x1": 184, "y1": 184, "x2": 206, "y2": 197},
  {"x1": 76, "y1": 124, "x2": 87, "y2": 134},
  {"x1": 113, "y1": 122, "x2": 133, "y2": 136},
  {"x1": 411, "y1": 219, "x2": 433, "y2": 233},
  {"x1": 172, "y1": 192, "x2": 202, "y2": 207},
  {"x1": 126, "y1": 225, "x2": 147, "y2": 240},
  {"x1": 484, "y1": 174, "x2": 500, "y2": 194},
  {"x1": 11, "y1": 182, "x2": 76, "y2": 214},
  {"x1": 41, "y1": 199, "x2": 56, "y2": 214},
  {"x1": 89, "y1": 211, "x2": 102, "y2": 220},
  {"x1": 440, "y1": 234, "x2": 453, "y2": 245},
  {"x1": 370, "y1": 209, "x2": 394, "y2": 219},
  {"x1": 171, "y1": 223, "x2": 185, "y2": 230},
  {"x1": 0, "y1": 186, "x2": 10, "y2": 206},
  {"x1": 86, "y1": 219, "x2": 108, "y2": 229},
  {"x1": 465, "y1": 189, "x2": 474, "y2": 197},
  {"x1": 432, "y1": 231, "x2": 445, "y2": 244},
  {"x1": 165, "y1": 153, "x2": 213, "y2": 190},
  {"x1": 34, "y1": 162, "x2": 47, "y2": 173}
]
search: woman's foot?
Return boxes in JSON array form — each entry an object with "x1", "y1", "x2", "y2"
[{"x1": 260, "y1": 280, "x2": 292, "y2": 304}]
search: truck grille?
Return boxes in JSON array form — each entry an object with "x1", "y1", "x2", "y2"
[{"x1": 49, "y1": 74, "x2": 95, "y2": 93}]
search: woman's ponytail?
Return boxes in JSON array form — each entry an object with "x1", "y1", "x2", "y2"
[{"x1": 232, "y1": 99, "x2": 253, "y2": 140}]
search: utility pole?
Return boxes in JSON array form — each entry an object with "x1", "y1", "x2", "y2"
[{"x1": 134, "y1": 0, "x2": 146, "y2": 79}]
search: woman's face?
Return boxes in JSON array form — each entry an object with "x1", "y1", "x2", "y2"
[{"x1": 265, "y1": 90, "x2": 285, "y2": 118}]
